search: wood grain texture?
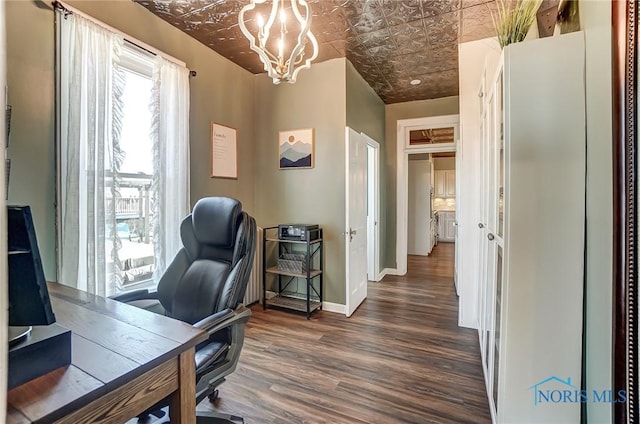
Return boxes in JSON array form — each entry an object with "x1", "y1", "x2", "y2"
[
  {"x1": 7, "y1": 283, "x2": 207, "y2": 424},
  {"x1": 169, "y1": 349, "x2": 197, "y2": 424},
  {"x1": 6, "y1": 406, "x2": 29, "y2": 424},
  {"x1": 8, "y1": 366, "x2": 103, "y2": 422},
  {"x1": 55, "y1": 358, "x2": 178, "y2": 424},
  {"x1": 47, "y1": 283, "x2": 203, "y2": 346},
  {"x1": 200, "y1": 244, "x2": 491, "y2": 423}
]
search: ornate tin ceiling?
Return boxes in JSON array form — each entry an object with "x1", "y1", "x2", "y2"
[{"x1": 134, "y1": 0, "x2": 498, "y2": 104}]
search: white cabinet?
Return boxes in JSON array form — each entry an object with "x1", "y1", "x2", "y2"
[
  {"x1": 476, "y1": 32, "x2": 585, "y2": 423},
  {"x1": 445, "y1": 171, "x2": 456, "y2": 197},
  {"x1": 434, "y1": 170, "x2": 456, "y2": 198},
  {"x1": 437, "y1": 211, "x2": 455, "y2": 242}
]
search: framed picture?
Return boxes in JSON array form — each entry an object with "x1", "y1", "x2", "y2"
[
  {"x1": 279, "y1": 128, "x2": 314, "y2": 169},
  {"x1": 210, "y1": 122, "x2": 237, "y2": 179}
]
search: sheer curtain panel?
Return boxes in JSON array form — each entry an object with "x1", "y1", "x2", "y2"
[
  {"x1": 150, "y1": 57, "x2": 190, "y2": 281},
  {"x1": 57, "y1": 8, "x2": 190, "y2": 296},
  {"x1": 59, "y1": 14, "x2": 124, "y2": 296}
]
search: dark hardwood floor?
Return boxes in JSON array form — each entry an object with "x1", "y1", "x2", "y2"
[{"x1": 199, "y1": 242, "x2": 491, "y2": 423}]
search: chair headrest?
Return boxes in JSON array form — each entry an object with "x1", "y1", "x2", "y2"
[{"x1": 191, "y1": 197, "x2": 242, "y2": 248}]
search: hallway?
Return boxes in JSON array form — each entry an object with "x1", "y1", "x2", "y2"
[{"x1": 204, "y1": 242, "x2": 491, "y2": 423}]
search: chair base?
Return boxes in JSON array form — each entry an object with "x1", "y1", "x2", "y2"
[
  {"x1": 197, "y1": 411, "x2": 244, "y2": 424},
  {"x1": 137, "y1": 408, "x2": 244, "y2": 424}
]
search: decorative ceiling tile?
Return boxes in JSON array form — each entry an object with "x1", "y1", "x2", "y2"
[
  {"x1": 389, "y1": 19, "x2": 426, "y2": 41},
  {"x1": 421, "y1": 0, "x2": 462, "y2": 18},
  {"x1": 460, "y1": 1, "x2": 498, "y2": 42},
  {"x1": 381, "y1": 0, "x2": 424, "y2": 27},
  {"x1": 315, "y1": 42, "x2": 344, "y2": 63},
  {"x1": 358, "y1": 27, "x2": 393, "y2": 48},
  {"x1": 135, "y1": 0, "x2": 497, "y2": 104},
  {"x1": 461, "y1": 0, "x2": 493, "y2": 9},
  {"x1": 425, "y1": 11, "x2": 461, "y2": 49},
  {"x1": 394, "y1": 36, "x2": 429, "y2": 54}
]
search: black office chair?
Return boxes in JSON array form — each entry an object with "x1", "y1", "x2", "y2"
[{"x1": 112, "y1": 197, "x2": 256, "y2": 423}]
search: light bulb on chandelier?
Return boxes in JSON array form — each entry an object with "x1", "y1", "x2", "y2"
[{"x1": 239, "y1": 0, "x2": 319, "y2": 84}]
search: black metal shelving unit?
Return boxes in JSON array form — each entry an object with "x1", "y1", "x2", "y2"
[{"x1": 262, "y1": 226, "x2": 323, "y2": 319}]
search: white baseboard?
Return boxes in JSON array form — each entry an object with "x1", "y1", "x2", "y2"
[
  {"x1": 377, "y1": 268, "x2": 398, "y2": 279},
  {"x1": 322, "y1": 301, "x2": 345, "y2": 314}
]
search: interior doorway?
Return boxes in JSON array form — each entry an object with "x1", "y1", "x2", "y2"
[
  {"x1": 407, "y1": 151, "x2": 457, "y2": 262},
  {"x1": 396, "y1": 115, "x2": 460, "y2": 291},
  {"x1": 366, "y1": 140, "x2": 380, "y2": 282},
  {"x1": 345, "y1": 128, "x2": 380, "y2": 317}
]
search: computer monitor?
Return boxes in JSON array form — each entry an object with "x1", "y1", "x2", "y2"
[{"x1": 8, "y1": 205, "x2": 56, "y2": 328}]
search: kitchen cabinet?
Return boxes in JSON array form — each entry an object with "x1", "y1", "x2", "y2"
[
  {"x1": 437, "y1": 211, "x2": 455, "y2": 242},
  {"x1": 434, "y1": 170, "x2": 456, "y2": 198},
  {"x1": 476, "y1": 32, "x2": 585, "y2": 423}
]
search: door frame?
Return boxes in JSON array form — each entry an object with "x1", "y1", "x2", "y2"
[
  {"x1": 396, "y1": 115, "x2": 460, "y2": 275},
  {"x1": 363, "y1": 134, "x2": 381, "y2": 282}
]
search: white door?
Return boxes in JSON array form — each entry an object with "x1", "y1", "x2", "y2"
[
  {"x1": 454, "y1": 152, "x2": 461, "y2": 294},
  {"x1": 407, "y1": 159, "x2": 430, "y2": 255},
  {"x1": 345, "y1": 127, "x2": 368, "y2": 317}
]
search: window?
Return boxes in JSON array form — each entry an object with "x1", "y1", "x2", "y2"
[
  {"x1": 57, "y1": 12, "x2": 190, "y2": 297},
  {"x1": 112, "y1": 48, "x2": 155, "y2": 295}
]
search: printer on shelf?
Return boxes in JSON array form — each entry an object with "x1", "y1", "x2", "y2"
[{"x1": 278, "y1": 224, "x2": 320, "y2": 241}]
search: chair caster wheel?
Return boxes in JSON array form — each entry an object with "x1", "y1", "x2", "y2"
[{"x1": 208, "y1": 389, "x2": 219, "y2": 402}]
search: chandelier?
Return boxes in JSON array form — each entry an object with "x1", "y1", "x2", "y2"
[{"x1": 238, "y1": 0, "x2": 319, "y2": 84}]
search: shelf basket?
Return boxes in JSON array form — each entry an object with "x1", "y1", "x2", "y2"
[{"x1": 277, "y1": 253, "x2": 307, "y2": 273}]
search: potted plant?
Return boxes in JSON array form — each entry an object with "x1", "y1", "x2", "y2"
[{"x1": 492, "y1": 0, "x2": 543, "y2": 48}]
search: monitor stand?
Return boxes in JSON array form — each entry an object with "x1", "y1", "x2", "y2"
[{"x1": 8, "y1": 325, "x2": 31, "y2": 347}]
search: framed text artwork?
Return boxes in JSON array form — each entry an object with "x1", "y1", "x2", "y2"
[
  {"x1": 210, "y1": 122, "x2": 237, "y2": 179},
  {"x1": 279, "y1": 128, "x2": 314, "y2": 169}
]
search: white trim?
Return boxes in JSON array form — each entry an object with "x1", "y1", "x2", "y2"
[
  {"x1": 322, "y1": 302, "x2": 346, "y2": 314},
  {"x1": 382, "y1": 267, "x2": 398, "y2": 277},
  {"x1": 363, "y1": 134, "x2": 381, "y2": 283},
  {"x1": 374, "y1": 267, "x2": 397, "y2": 281},
  {"x1": 396, "y1": 114, "x2": 460, "y2": 276},
  {"x1": 54, "y1": 1, "x2": 186, "y2": 68},
  {"x1": 345, "y1": 127, "x2": 352, "y2": 315}
]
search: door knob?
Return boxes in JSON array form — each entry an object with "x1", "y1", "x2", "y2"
[
  {"x1": 487, "y1": 233, "x2": 495, "y2": 241},
  {"x1": 478, "y1": 223, "x2": 484, "y2": 229},
  {"x1": 349, "y1": 228, "x2": 357, "y2": 241}
]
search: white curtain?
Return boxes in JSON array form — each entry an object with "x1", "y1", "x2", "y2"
[
  {"x1": 58, "y1": 12, "x2": 190, "y2": 296},
  {"x1": 59, "y1": 14, "x2": 125, "y2": 296},
  {"x1": 150, "y1": 57, "x2": 190, "y2": 281}
]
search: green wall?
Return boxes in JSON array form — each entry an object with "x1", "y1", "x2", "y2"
[
  {"x1": 581, "y1": 1, "x2": 613, "y2": 422},
  {"x1": 346, "y1": 60, "x2": 385, "y2": 141},
  {"x1": 5, "y1": 1, "x2": 256, "y2": 280},
  {"x1": 345, "y1": 60, "x2": 386, "y2": 275},
  {"x1": 253, "y1": 58, "x2": 347, "y2": 304},
  {"x1": 6, "y1": 2, "x2": 56, "y2": 280},
  {"x1": 384, "y1": 96, "x2": 459, "y2": 268}
]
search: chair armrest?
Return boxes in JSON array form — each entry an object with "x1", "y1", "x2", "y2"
[
  {"x1": 110, "y1": 289, "x2": 159, "y2": 303},
  {"x1": 193, "y1": 305, "x2": 251, "y2": 335}
]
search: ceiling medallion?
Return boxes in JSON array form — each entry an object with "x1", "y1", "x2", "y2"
[{"x1": 238, "y1": 0, "x2": 319, "y2": 84}]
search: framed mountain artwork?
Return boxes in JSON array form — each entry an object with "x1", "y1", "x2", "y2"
[{"x1": 279, "y1": 128, "x2": 314, "y2": 169}]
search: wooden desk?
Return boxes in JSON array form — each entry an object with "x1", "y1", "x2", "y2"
[{"x1": 7, "y1": 283, "x2": 207, "y2": 424}]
